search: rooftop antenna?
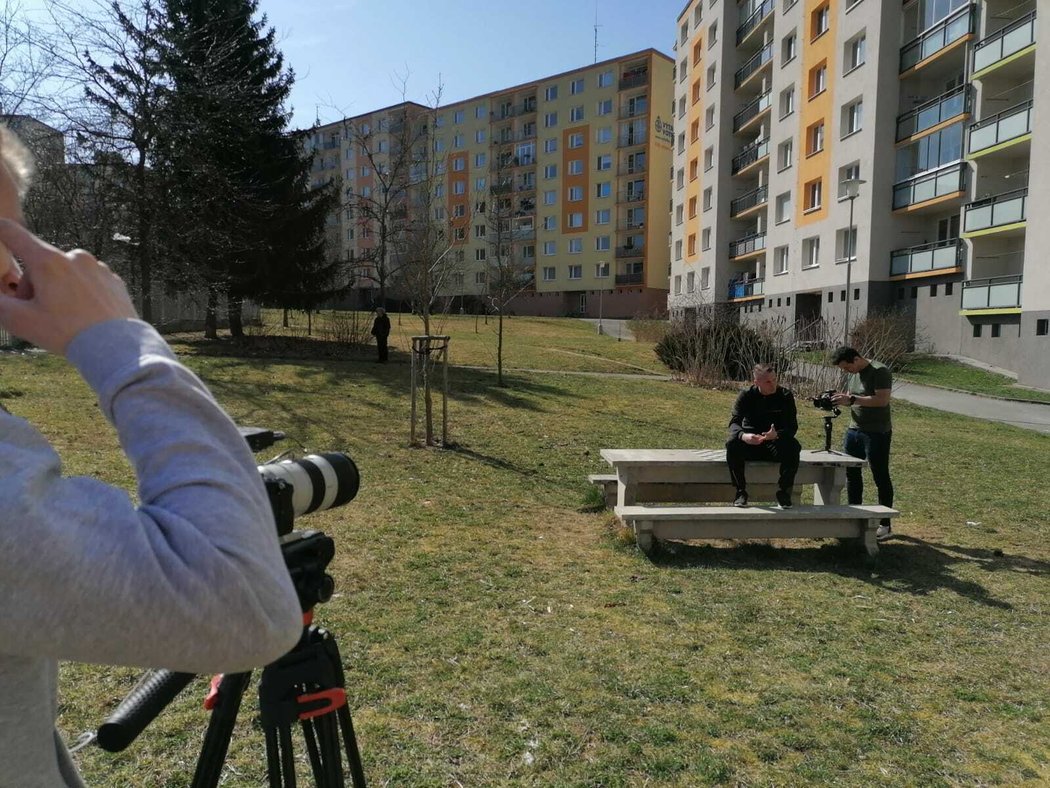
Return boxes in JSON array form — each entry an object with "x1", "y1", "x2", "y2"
[{"x1": 593, "y1": 0, "x2": 601, "y2": 63}]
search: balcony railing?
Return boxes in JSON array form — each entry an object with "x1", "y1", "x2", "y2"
[
  {"x1": 619, "y1": 72, "x2": 648, "y2": 90},
  {"x1": 973, "y1": 11, "x2": 1036, "y2": 74},
  {"x1": 732, "y1": 138, "x2": 770, "y2": 174},
  {"x1": 616, "y1": 272, "x2": 644, "y2": 285},
  {"x1": 963, "y1": 188, "x2": 1027, "y2": 234},
  {"x1": 900, "y1": 4, "x2": 976, "y2": 73},
  {"x1": 618, "y1": 190, "x2": 646, "y2": 203},
  {"x1": 896, "y1": 85, "x2": 972, "y2": 142},
  {"x1": 730, "y1": 186, "x2": 769, "y2": 217},
  {"x1": 729, "y1": 232, "x2": 766, "y2": 259},
  {"x1": 618, "y1": 132, "x2": 648, "y2": 148},
  {"x1": 729, "y1": 277, "x2": 764, "y2": 299},
  {"x1": 735, "y1": 43, "x2": 773, "y2": 89},
  {"x1": 968, "y1": 100, "x2": 1032, "y2": 155},
  {"x1": 892, "y1": 161, "x2": 967, "y2": 210},
  {"x1": 962, "y1": 275, "x2": 1022, "y2": 310},
  {"x1": 736, "y1": 0, "x2": 775, "y2": 46},
  {"x1": 619, "y1": 104, "x2": 649, "y2": 119},
  {"x1": 615, "y1": 246, "x2": 644, "y2": 259},
  {"x1": 733, "y1": 92, "x2": 771, "y2": 132},
  {"x1": 618, "y1": 162, "x2": 647, "y2": 175},
  {"x1": 890, "y1": 239, "x2": 964, "y2": 276}
]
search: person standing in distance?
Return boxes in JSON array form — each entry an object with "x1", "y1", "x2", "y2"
[
  {"x1": 725, "y1": 363, "x2": 801, "y2": 509},
  {"x1": 0, "y1": 124, "x2": 302, "y2": 786},
  {"x1": 371, "y1": 305, "x2": 391, "y2": 363},
  {"x1": 829, "y1": 346, "x2": 895, "y2": 541}
]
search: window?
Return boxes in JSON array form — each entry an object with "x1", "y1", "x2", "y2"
[
  {"x1": 774, "y1": 245, "x2": 789, "y2": 274},
  {"x1": 475, "y1": 177, "x2": 486, "y2": 191},
  {"x1": 991, "y1": 323, "x2": 1001, "y2": 338},
  {"x1": 571, "y1": 105, "x2": 585, "y2": 122},
  {"x1": 596, "y1": 127, "x2": 613, "y2": 144},
  {"x1": 568, "y1": 264, "x2": 582, "y2": 279},
  {"x1": 597, "y1": 99, "x2": 613, "y2": 116},
  {"x1": 543, "y1": 189, "x2": 556, "y2": 205},
  {"x1": 568, "y1": 239, "x2": 583, "y2": 255},
  {"x1": 596, "y1": 261, "x2": 610, "y2": 277},
  {"x1": 687, "y1": 234, "x2": 697, "y2": 256},
  {"x1": 569, "y1": 132, "x2": 584, "y2": 148},
  {"x1": 596, "y1": 154, "x2": 612, "y2": 171},
  {"x1": 544, "y1": 112, "x2": 558, "y2": 128},
  {"x1": 778, "y1": 139, "x2": 793, "y2": 171},
  {"x1": 453, "y1": 110, "x2": 464, "y2": 124},
  {"x1": 895, "y1": 123, "x2": 964, "y2": 181},
  {"x1": 702, "y1": 227, "x2": 711, "y2": 250},
  {"x1": 571, "y1": 78, "x2": 584, "y2": 95},
  {"x1": 544, "y1": 85, "x2": 559, "y2": 102},
  {"x1": 568, "y1": 186, "x2": 583, "y2": 201},
  {"x1": 804, "y1": 178, "x2": 823, "y2": 211},
  {"x1": 542, "y1": 215, "x2": 556, "y2": 231},
  {"x1": 674, "y1": 275, "x2": 682, "y2": 294},
  {"x1": 837, "y1": 227, "x2": 857, "y2": 261},
  {"x1": 704, "y1": 146, "x2": 714, "y2": 171},
  {"x1": 782, "y1": 31, "x2": 797, "y2": 65},
  {"x1": 811, "y1": 3, "x2": 830, "y2": 40},
  {"x1": 595, "y1": 182, "x2": 611, "y2": 198},
  {"x1": 434, "y1": 138, "x2": 445, "y2": 153},
  {"x1": 945, "y1": 282, "x2": 954, "y2": 296},
  {"x1": 843, "y1": 98, "x2": 863, "y2": 137},
  {"x1": 452, "y1": 133, "x2": 464, "y2": 149},
  {"x1": 686, "y1": 271, "x2": 696, "y2": 292},
  {"x1": 474, "y1": 224, "x2": 486, "y2": 238},
  {"x1": 453, "y1": 226, "x2": 465, "y2": 241},
  {"x1": 675, "y1": 240, "x2": 683, "y2": 260},
  {"x1": 596, "y1": 208, "x2": 611, "y2": 224},
  {"x1": 838, "y1": 162, "x2": 861, "y2": 199},
  {"x1": 1036, "y1": 319, "x2": 1049, "y2": 336},
  {"x1": 434, "y1": 183, "x2": 444, "y2": 197},
  {"x1": 475, "y1": 152, "x2": 487, "y2": 167},
  {"x1": 810, "y1": 62, "x2": 827, "y2": 98},
  {"x1": 808, "y1": 121, "x2": 825, "y2": 155},
  {"x1": 709, "y1": 21, "x2": 718, "y2": 47},
  {"x1": 676, "y1": 168, "x2": 685, "y2": 189},
  {"x1": 678, "y1": 95, "x2": 687, "y2": 118},
  {"x1": 706, "y1": 64, "x2": 717, "y2": 89},
  {"x1": 475, "y1": 248, "x2": 486, "y2": 261},
  {"x1": 475, "y1": 105, "x2": 485, "y2": 119},
  {"x1": 803, "y1": 236, "x2": 820, "y2": 268},
  {"x1": 680, "y1": 20, "x2": 689, "y2": 45},
  {"x1": 568, "y1": 212, "x2": 584, "y2": 227},
  {"x1": 701, "y1": 266, "x2": 710, "y2": 290},
  {"x1": 690, "y1": 119, "x2": 701, "y2": 143},
  {"x1": 596, "y1": 235, "x2": 611, "y2": 251},
  {"x1": 678, "y1": 132, "x2": 686, "y2": 155},
  {"x1": 569, "y1": 160, "x2": 584, "y2": 175},
  {"x1": 544, "y1": 137, "x2": 558, "y2": 153},
  {"x1": 973, "y1": 324, "x2": 982, "y2": 338},
  {"x1": 451, "y1": 203, "x2": 463, "y2": 217},
  {"x1": 543, "y1": 266, "x2": 556, "y2": 280},
  {"x1": 689, "y1": 159, "x2": 699, "y2": 181},
  {"x1": 775, "y1": 192, "x2": 792, "y2": 223},
  {"x1": 846, "y1": 33, "x2": 866, "y2": 72},
  {"x1": 452, "y1": 157, "x2": 465, "y2": 171},
  {"x1": 543, "y1": 241, "x2": 556, "y2": 256},
  {"x1": 598, "y1": 70, "x2": 614, "y2": 88},
  {"x1": 474, "y1": 271, "x2": 486, "y2": 285},
  {"x1": 453, "y1": 181, "x2": 466, "y2": 195},
  {"x1": 780, "y1": 85, "x2": 795, "y2": 118},
  {"x1": 544, "y1": 164, "x2": 558, "y2": 179}
]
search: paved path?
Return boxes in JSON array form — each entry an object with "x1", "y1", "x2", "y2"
[
  {"x1": 894, "y1": 381, "x2": 1050, "y2": 435},
  {"x1": 578, "y1": 318, "x2": 636, "y2": 341}
]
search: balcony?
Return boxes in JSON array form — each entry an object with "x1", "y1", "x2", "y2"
[
  {"x1": 968, "y1": 100, "x2": 1032, "y2": 158},
  {"x1": 619, "y1": 71, "x2": 648, "y2": 90},
  {"x1": 617, "y1": 162, "x2": 647, "y2": 176},
  {"x1": 729, "y1": 232, "x2": 766, "y2": 259},
  {"x1": 896, "y1": 85, "x2": 971, "y2": 142},
  {"x1": 736, "y1": 0, "x2": 774, "y2": 46},
  {"x1": 619, "y1": 104, "x2": 649, "y2": 120},
  {"x1": 730, "y1": 186, "x2": 769, "y2": 217},
  {"x1": 732, "y1": 138, "x2": 770, "y2": 175},
  {"x1": 889, "y1": 239, "x2": 964, "y2": 277},
  {"x1": 900, "y1": 4, "x2": 976, "y2": 74},
  {"x1": 973, "y1": 11, "x2": 1036, "y2": 77},
  {"x1": 728, "y1": 277, "x2": 764, "y2": 300},
  {"x1": 510, "y1": 227, "x2": 536, "y2": 241},
  {"x1": 616, "y1": 272, "x2": 644, "y2": 285},
  {"x1": 892, "y1": 162, "x2": 967, "y2": 211},
  {"x1": 734, "y1": 43, "x2": 773, "y2": 90},
  {"x1": 733, "y1": 92, "x2": 771, "y2": 133},
  {"x1": 618, "y1": 132, "x2": 648, "y2": 148},
  {"x1": 961, "y1": 275, "x2": 1022, "y2": 311},
  {"x1": 963, "y1": 188, "x2": 1027, "y2": 237},
  {"x1": 615, "y1": 246, "x2": 644, "y2": 259},
  {"x1": 617, "y1": 190, "x2": 646, "y2": 203}
]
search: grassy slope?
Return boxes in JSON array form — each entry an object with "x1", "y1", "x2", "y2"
[
  {"x1": 1, "y1": 323, "x2": 1047, "y2": 786},
  {"x1": 899, "y1": 355, "x2": 1050, "y2": 403}
]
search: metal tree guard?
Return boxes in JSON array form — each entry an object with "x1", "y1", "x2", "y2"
[{"x1": 410, "y1": 335, "x2": 450, "y2": 446}]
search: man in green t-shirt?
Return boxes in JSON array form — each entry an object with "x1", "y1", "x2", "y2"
[{"x1": 829, "y1": 346, "x2": 895, "y2": 540}]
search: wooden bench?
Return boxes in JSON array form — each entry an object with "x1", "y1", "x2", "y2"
[{"x1": 616, "y1": 504, "x2": 898, "y2": 556}]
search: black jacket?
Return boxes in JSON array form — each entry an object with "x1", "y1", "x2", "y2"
[
  {"x1": 728, "y1": 385, "x2": 798, "y2": 441},
  {"x1": 371, "y1": 314, "x2": 391, "y2": 338}
]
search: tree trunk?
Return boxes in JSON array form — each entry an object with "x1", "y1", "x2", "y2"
[
  {"x1": 497, "y1": 311, "x2": 505, "y2": 387},
  {"x1": 283, "y1": 307, "x2": 289, "y2": 328},
  {"x1": 227, "y1": 291, "x2": 244, "y2": 338},
  {"x1": 135, "y1": 158, "x2": 152, "y2": 323},
  {"x1": 307, "y1": 310, "x2": 312, "y2": 336},
  {"x1": 204, "y1": 288, "x2": 218, "y2": 339}
]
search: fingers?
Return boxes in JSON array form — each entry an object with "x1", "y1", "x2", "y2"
[{"x1": 0, "y1": 219, "x2": 63, "y2": 272}]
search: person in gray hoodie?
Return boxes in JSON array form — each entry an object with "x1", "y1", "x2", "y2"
[{"x1": 0, "y1": 125, "x2": 303, "y2": 786}]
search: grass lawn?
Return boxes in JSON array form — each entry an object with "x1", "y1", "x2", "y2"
[
  {"x1": 898, "y1": 355, "x2": 1050, "y2": 403},
  {"x1": 1, "y1": 327, "x2": 1048, "y2": 786}
]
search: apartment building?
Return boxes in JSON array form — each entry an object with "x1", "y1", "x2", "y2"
[
  {"x1": 670, "y1": 0, "x2": 1050, "y2": 389},
  {"x1": 307, "y1": 49, "x2": 674, "y2": 319}
]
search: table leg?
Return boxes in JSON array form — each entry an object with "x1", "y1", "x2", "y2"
[
  {"x1": 634, "y1": 520, "x2": 654, "y2": 553},
  {"x1": 814, "y1": 467, "x2": 845, "y2": 505},
  {"x1": 862, "y1": 520, "x2": 879, "y2": 556},
  {"x1": 617, "y1": 469, "x2": 637, "y2": 508}
]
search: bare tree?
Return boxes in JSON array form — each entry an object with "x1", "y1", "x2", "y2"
[{"x1": 0, "y1": 0, "x2": 53, "y2": 118}]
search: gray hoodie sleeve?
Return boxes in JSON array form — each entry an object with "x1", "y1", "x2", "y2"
[{"x1": 0, "y1": 319, "x2": 302, "y2": 673}]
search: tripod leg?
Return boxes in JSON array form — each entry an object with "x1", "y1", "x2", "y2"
[
  {"x1": 277, "y1": 723, "x2": 297, "y2": 787},
  {"x1": 300, "y1": 717, "x2": 329, "y2": 786},
  {"x1": 191, "y1": 672, "x2": 251, "y2": 788},
  {"x1": 338, "y1": 706, "x2": 368, "y2": 788}
]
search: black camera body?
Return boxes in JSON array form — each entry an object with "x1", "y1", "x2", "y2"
[{"x1": 811, "y1": 389, "x2": 841, "y2": 416}]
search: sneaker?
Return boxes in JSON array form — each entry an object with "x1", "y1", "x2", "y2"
[
  {"x1": 733, "y1": 491, "x2": 749, "y2": 508},
  {"x1": 775, "y1": 489, "x2": 792, "y2": 509},
  {"x1": 876, "y1": 524, "x2": 892, "y2": 541}
]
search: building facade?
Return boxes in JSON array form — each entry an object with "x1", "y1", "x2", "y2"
[
  {"x1": 669, "y1": 0, "x2": 1049, "y2": 389},
  {"x1": 307, "y1": 49, "x2": 675, "y2": 319}
]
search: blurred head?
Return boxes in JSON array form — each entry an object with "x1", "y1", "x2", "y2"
[
  {"x1": 0, "y1": 125, "x2": 33, "y2": 295},
  {"x1": 375, "y1": 306, "x2": 385, "y2": 316},
  {"x1": 752, "y1": 363, "x2": 778, "y2": 395},
  {"x1": 831, "y1": 346, "x2": 864, "y2": 374}
]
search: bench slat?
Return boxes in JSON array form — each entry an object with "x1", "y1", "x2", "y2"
[{"x1": 615, "y1": 504, "x2": 897, "y2": 520}]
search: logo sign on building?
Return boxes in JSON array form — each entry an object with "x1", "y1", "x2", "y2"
[{"x1": 653, "y1": 116, "x2": 674, "y2": 146}]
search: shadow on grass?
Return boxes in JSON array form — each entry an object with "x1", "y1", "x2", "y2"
[{"x1": 644, "y1": 535, "x2": 1046, "y2": 609}]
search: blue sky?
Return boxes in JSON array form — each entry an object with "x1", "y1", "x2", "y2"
[{"x1": 260, "y1": 0, "x2": 685, "y2": 129}]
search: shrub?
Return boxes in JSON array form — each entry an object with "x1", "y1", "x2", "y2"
[{"x1": 655, "y1": 317, "x2": 789, "y2": 387}]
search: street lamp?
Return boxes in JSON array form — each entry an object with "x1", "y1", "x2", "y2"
[{"x1": 842, "y1": 178, "x2": 866, "y2": 344}]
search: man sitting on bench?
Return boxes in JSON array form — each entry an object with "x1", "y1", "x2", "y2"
[{"x1": 726, "y1": 363, "x2": 801, "y2": 509}]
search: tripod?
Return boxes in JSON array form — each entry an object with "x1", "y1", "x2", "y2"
[
  {"x1": 813, "y1": 411, "x2": 846, "y2": 455},
  {"x1": 97, "y1": 530, "x2": 367, "y2": 787}
]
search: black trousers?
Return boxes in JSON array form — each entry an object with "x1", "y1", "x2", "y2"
[
  {"x1": 376, "y1": 336, "x2": 388, "y2": 362},
  {"x1": 724, "y1": 436, "x2": 801, "y2": 493},
  {"x1": 843, "y1": 428, "x2": 893, "y2": 525}
]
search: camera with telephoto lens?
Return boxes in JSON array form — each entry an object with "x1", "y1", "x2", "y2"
[{"x1": 811, "y1": 389, "x2": 841, "y2": 416}]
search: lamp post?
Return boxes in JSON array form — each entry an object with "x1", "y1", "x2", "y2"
[
  {"x1": 842, "y1": 178, "x2": 866, "y2": 344},
  {"x1": 598, "y1": 260, "x2": 606, "y2": 334}
]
